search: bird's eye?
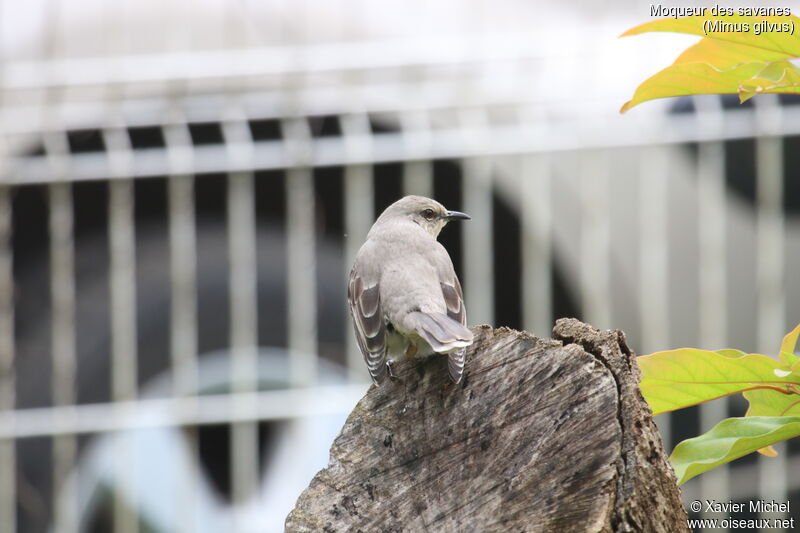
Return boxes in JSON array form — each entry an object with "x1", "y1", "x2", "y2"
[{"x1": 422, "y1": 208, "x2": 435, "y2": 220}]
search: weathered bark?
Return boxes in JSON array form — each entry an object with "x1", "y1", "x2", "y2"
[{"x1": 286, "y1": 319, "x2": 688, "y2": 532}]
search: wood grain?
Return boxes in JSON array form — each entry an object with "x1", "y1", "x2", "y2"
[{"x1": 286, "y1": 319, "x2": 688, "y2": 532}]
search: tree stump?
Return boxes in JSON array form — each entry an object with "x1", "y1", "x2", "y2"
[{"x1": 286, "y1": 319, "x2": 689, "y2": 532}]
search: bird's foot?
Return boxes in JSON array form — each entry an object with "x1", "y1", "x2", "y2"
[{"x1": 386, "y1": 360, "x2": 401, "y2": 382}]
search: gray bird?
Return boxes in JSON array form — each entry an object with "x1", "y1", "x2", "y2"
[{"x1": 348, "y1": 195, "x2": 474, "y2": 385}]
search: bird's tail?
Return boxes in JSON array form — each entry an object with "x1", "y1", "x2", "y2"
[{"x1": 406, "y1": 312, "x2": 473, "y2": 353}]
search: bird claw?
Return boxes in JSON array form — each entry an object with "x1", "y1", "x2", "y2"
[{"x1": 386, "y1": 360, "x2": 401, "y2": 381}]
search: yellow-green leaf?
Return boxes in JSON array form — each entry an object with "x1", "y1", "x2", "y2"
[
  {"x1": 620, "y1": 62, "x2": 764, "y2": 112},
  {"x1": 780, "y1": 323, "x2": 800, "y2": 358},
  {"x1": 738, "y1": 59, "x2": 800, "y2": 101},
  {"x1": 716, "y1": 348, "x2": 748, "y2": 358},
  {"x1": 757, "y1": 444, "x2": 778, "y2": 457},
  {"x1": 621, "y1": 59, "x2": 800, "y2": 112},
  {"x1": 620, "y1": 15, "x2": 800, "y2": 111},
  {"x1": 637, "y1": 348, "x2": 799, "y2": 415},
  {"x1": 674, "y1": 38, "x2": 792, "y2": 69},
  {"x1": 670, "y1": 416, "x2": 800, "y2": 484},
  {"x1": 744, "y1": 387, "x2": 800, "y2": 417},
  {"x1": 781, "y1": 351, "x2": 800, "y2": 368},
  {"x1": 621, "y1": 15, "x2": 800, "y2": 57}
]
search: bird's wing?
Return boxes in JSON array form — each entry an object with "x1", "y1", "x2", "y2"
[
  {"x1": 440, "y1": 275, "x2": 466, "y2": 326},
  {"x1": 348, "y1": 264, "x2": 387, "y2": 384},
  {"x1": 441, "y1": 274, "x2": 468, "y2": 384}
]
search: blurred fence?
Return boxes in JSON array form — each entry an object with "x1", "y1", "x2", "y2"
[{"x1": 1, "y1": 2, "x2": 800, "y2": 532}]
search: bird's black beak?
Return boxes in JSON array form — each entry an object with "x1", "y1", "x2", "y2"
[{"x1": 443, "y1": 210, "x2": 471, "y2": 221}]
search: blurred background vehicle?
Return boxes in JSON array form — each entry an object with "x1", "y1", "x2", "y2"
[{"x1": 0, "y1": 0, "x2": 798, "y2": 532}]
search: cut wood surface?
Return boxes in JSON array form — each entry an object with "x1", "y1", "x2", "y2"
[{"x1": 286, "y1": 319, "x2": 689, "y2": 532}]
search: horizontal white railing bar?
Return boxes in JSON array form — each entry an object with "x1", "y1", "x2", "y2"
[
  {"x1": 5, "y1": 106, "x2": 800, "y2": 185},
  {"x1": 0, "y1": 78, "x2": 551, "y2": 137},
  {"x1": 0, "y1": 33, "x2": 552, "y2": 91},
  {"x1": 0, "y1": 384, "x2": 369, "y2": 440}
]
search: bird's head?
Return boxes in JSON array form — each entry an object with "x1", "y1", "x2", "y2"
[{"x1": 379, "y1": 195, "x2": 470, "y2": 238}]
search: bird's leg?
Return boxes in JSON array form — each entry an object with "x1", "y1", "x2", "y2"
[{"x1": 404, "y1": 343, "x2": 417, "y2": 358}]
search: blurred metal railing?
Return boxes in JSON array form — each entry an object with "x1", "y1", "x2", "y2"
[
  {"x1": 0, "y1": 34, "x2": 550, "y2": 91},
  {"x1": 0, "y1": 50, "x2": 799, "y2": 533},
  {"x1": 45, "y1": 131, "x2": 78, "y2": 533},
  {"x1": 755, "y1": 95, "x2": 788, "y2": 525},
  {"x1": 5, "y1": 103, "x2": 800, "y2": 185},
  {"x1": 165, "y1": 114, "x2": 199, "y2": 533},
  {"x1": 0, "y1": 142, "x2": 16, "y2": 533}
]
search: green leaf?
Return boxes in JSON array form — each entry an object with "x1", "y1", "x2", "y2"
[
  {"x1": 738, "y1": 60, "x2": 800, "y2": 102},
  {"x1": 637, "y1": 348, "x2": 799, "y2": 415},
  {"x1": 619, "y1": 15, "x2": 800, "y2": 111},
  {"x1": 715, "y1": 348, "x2": 748, "y2": 358},
  {"x1": 744, "y1": 387, "x2": 800, "y2": 417},
  {"x1": 781, "y1": 351, "x2": 800, "y2": 367},
  {"x1": 620, "y1": 59, "x2": 800, "y2": 112},
  {"x1": 673, "y1": 38, "x2": 793, "y2": 69},
  {"x1": 780, "y1": 324, "x2": 800, "y2": 361},
  {"x1": 670, "y1": 416, "x2": 800, "y2": 484},
  {"x1": 620, "y1": 62, "x2": 764, "y2": 112}
]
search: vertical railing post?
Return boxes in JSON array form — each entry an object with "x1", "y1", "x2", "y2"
[
  {"x1": 45, "y1": 131, "x2": 78, "y2": 533},
  {"x1": 223, "y1": 109, "x2": 260, "y2": 528},
  {"x1": 755, "y1": 95, "x2": 787, "y2": 528},
  {"x1": 104, "y1": 125, "x2": 138, "y2": 533},
  {"x1": 341, "y1": 113, "x2": 374, "y2": 382}
]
